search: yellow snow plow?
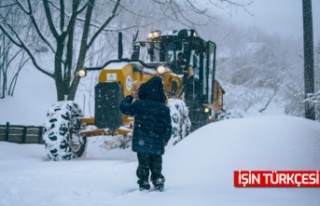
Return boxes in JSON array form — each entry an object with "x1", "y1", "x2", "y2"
[{"x1": 43, "y1": 29, "x2": 225, "y2": 160}]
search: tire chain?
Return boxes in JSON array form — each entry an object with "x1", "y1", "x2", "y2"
[{"x1": 43, "y1": 101, "x2": 84, "y2": 161}]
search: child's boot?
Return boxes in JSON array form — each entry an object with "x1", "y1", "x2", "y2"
[{"x1": 138, "y1": 181, "x2": 150, "y2": 191}]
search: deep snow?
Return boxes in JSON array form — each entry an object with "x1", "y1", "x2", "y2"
[{"x1": 0, "y1": 116, "x2": 320, "y2": 206}]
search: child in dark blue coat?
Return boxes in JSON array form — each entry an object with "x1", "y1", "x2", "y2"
[{"x1": 119, "y1": 76, "x2": 172, "y2": 191}]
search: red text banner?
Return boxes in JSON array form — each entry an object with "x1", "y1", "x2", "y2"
[{"x1": 234, "y1": 170, "x2": 320, "y2": 187}]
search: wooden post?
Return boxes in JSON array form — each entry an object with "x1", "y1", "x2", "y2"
[
  {"x1": 5, "y1": 122, "x2": 9, "y2": 141},
  {"x1": 38, "y1": 126, "x2": 43, "y2": 144},
  {"x1": 22, "y1": 126, "x2": 27, "y2": 143}
]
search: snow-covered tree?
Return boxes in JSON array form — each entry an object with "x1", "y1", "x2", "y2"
[
  {"x1": 0, "y1": 3, "x2": 29, "y2": 98},
  {"x1": 202, "y1": 21, "x2": 306, "y2": 116},
  {"x1": 0, "y1": 0, "x2": 125, "y2": 101},
  {"x1": 0, "y1": 0, "x2": 249, "y2": 101}
]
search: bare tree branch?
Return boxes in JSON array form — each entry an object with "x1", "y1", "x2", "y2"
[
  {"x1": 59, "y1": 0, "x2": 64, "y2": 31},
  {"x1": 0, "y1": 20, "x2": 22, "y2": 47},
  {"x1": 8, "y1": 54, "x2": 30, "y2": 96},
  {"x1": 47, "y1": 0, "x2": 89, "y2": 16},
  {"x1": 13, "y1": 0, "x2": 29, "y2": 14},
  {"x1": 42, "y1": 0, "x2": 59, "y2": 39},
  {"x1": 86, "y1": 0, "x2": 121, "y2": 49},
  {"x1": 13, "y1": 0, "x2": 56, "y2": 53},
  {"x1": 0, "y1": 17, "x2": 53, "y2": 77},
  {"x1": 0, "y1": 2, "x2": 17, "y2": 8},
  {"x1": 208, "y1": 0, "x2": 253, "y2": 16}
]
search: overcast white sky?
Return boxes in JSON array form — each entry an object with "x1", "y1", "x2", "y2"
[{"x1": 218, "y1": 0, "x2": 320, "y2": 40}]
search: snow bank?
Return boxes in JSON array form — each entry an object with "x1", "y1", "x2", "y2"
[
  {"x1": 166, "y1": 116, "x2": 320, "y2": 184},
  {"x1": 0, "y1": 67, "x2": 56, "y2": 125},
  {"x1": 0, "y1": 116, "x2": 319, "y2": 206},
  {"x1": 163, "y1": 116, "x2": 320, "y2": 205}
]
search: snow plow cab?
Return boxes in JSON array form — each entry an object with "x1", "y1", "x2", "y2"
[{"x1": 43, "y1": 29, "x2": 225, "y2": 160}]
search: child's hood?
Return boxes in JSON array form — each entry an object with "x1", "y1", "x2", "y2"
[{"x1": 138, "y1": 76, "x2": 166, "y2": 103}]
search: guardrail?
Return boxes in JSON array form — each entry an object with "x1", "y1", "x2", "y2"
[{"x1": 0, "y1": 122, "x2": 44, "y2": 144}]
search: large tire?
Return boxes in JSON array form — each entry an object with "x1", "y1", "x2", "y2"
[
  {"x1": 43, "y1": 101, "x2": 86, "y2": 161},
  {"x1": 167, "y1": 99, "x2": 191, "y2": 145}
]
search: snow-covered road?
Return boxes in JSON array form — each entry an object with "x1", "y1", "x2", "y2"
[{"x1": 1, "y1": 116, "x2": 320, "y2": 206}]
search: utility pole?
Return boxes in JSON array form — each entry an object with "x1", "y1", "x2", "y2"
[{"x1": 302, "y1": 0, "x2": 315, "y2": 120}]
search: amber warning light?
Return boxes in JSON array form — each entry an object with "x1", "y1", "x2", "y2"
[{"x1": 234, "y1": 170, "x2": 320, "y2": 187}]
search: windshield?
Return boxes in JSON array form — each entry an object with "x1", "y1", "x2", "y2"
[
  {"x1": 132, "y1": 38, "x2": 204, "y2": 75},
  {"x1": 134, "y1": 41, "x2": 185, "y2": 65}
]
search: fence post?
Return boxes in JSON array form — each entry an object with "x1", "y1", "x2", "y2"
[
  {"x1": 38, "y1": 126, "x2": 43, "y2": 144},
  {"x1": 5, "y1": 122, "x2": 9, "y2": 141},
  {"x1": 22, "y1": 126, "x2": 27, "y2": 143}
]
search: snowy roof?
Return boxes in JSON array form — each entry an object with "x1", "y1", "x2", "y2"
[{"x1": 104, "y1": 62, "x2": 129, "y2": 70}]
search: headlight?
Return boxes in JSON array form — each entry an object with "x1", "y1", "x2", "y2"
[
  {"x1": 154, "y1": 31, "x2": 160, "y2": 37},
  {"x1": 77, "y1": 68, "x2": 87, "y2": 77},
  {"x1": 147, "y1": 33, "x2": 153, "y2": 39},
  {"x1": 157, "y1": 65, "x2": 167, "y2": 74},
  {"x1": 147, "y1": 30, "x2": 161, "y2": 40},
  {"x1": 204, "y1": 107, "x2": 210, "y2": 113}
]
